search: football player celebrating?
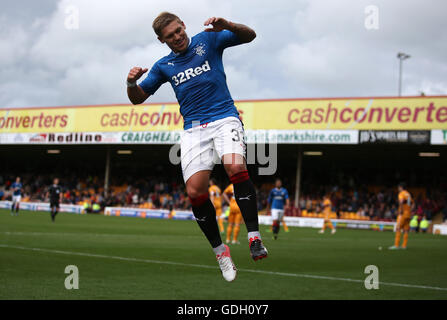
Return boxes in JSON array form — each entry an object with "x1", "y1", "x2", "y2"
[{"x1": 127, "y1": 13, "x2": 267, "y2": 282}]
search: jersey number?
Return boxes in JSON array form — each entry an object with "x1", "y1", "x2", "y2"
[
  {"x1": 231, "y1": 129, "x2": 241, "y2": 142},
  {"x1": 231, "y1": 129, "x2": 246, "y2": 145}
]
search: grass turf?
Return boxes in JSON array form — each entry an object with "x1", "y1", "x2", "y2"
[{"x1": 0, "y1": 208, "x2": 447, "y2": 300}]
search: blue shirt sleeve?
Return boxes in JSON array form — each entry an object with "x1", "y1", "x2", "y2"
[
  {"x1": 214, "y1": 30, "x2": 242, "y2": 51},
  {"x1": 139, "y1": 62, "x2": 167, "y2": 95},
  {"x1": 284, "y1": 189, "x2": 289, "y2": 200},
  {"x1": 268, "y1": 190, "x2": 273, "y2": 204}
]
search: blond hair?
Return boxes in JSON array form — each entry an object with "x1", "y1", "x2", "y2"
[{"x1": 152, "y1": 12, "x2": 182, "y2": 37}]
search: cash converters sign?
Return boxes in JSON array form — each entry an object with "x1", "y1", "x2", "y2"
[
  {"x1": 0, "y1": 104, "x2": 184, "y2": 133},
  {"x1": 244, "y1": 96, "x2": 447, "y2": 130},
  {"x1": 1, "y1": 96, "x2": 447, "y2": 134}
]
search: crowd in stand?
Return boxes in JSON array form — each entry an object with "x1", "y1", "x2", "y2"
[
  {"x1": 296, "y1": 186, "x2": 447, "y2": 221},
  {"x1": 0, "y1": 173, "x2": 446, "y2": 222},
  {"x1": 0, "y1": 173, "x2": 191, "y2": 211}
]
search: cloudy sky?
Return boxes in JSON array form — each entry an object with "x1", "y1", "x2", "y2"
[{"x1": 1, "y1": 0, "x2": 446, "y2": 108}]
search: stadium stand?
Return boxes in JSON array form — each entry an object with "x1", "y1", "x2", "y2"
[{"x1": 1, "y1": 168, "x2": 445, "y2": 223}]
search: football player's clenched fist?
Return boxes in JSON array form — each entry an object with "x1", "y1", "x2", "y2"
[{"x1": 127, "y1": 67, "x2": 148, "y2": 83}]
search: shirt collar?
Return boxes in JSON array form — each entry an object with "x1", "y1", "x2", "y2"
[{"x1": 172, "y1": 37, "x2": 191, "y2": 56}]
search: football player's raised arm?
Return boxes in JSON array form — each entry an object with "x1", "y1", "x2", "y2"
[
  {"x1": 204, "y1": 17, "x2": 256, "y2": 43},
  {"x1": 127, "y1": 85, "x2": 150, "y2": 105},
  {"x1": 126, "y1": 67, "x2": 150, "y2": 105},
  {"x1": 226, "y1": 21, "x2": 256, "y2": 43}
]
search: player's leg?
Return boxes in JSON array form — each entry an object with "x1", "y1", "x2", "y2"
[
  {"x1": 222, "y1": 154, "x2": 267, "y2": 261},
  {"x1": 11, "y1": 196, "x2": 16, "y2": 215},
  {"x1": 232, "y1": 212, "x2": 242, "y2": 244},
  {"x1": 226, "y1": 211, "x2": 234, "y2": 244},
  {"x1": 181, "y1": 123, "x2": 238, "y2": 281},
  {"x1": 389, "y1": 215, "x2": 402, "y2": 249},
  {"x1": 222, "y1": 155, "x2": 258, "y2": 231},
  {"x1": 401, "y1": 218, "x2": 410, "y2": 249},
  {"x1": 394, "y1": 229, "x2": 402, "y2": 247},
  {"x1": 55, "y1": 203, "x2": 60, "y2": 217},
  {"x1": 402, "y1": 231, "x2": 409, "y2": 249},
  {"x1": 181, "y1": 125, "x2": 226, "y2": 251},
  {"x1": 319, "y1": 220, "x2": 326, "y2": 233},
  {"x1": 186, "y1": 171, "x2": 236, "y2": 281},
  {"x1": 282, "y1": 216, "x2": 289, "y2": 232},
  {"x1": 53, "y1": 203, "x2": 60, "y2": 221},
  {"x1": 226, "y1": 223, "x2": 233, "y2": 243},
  {"x1": 216, "y1": 207, "x2": 225, "y2": 233},
  {"x1": 232, "y1": 223, "x2": 241, "y2": 244},
  {"x1": 327, "y1": 219, "x2": 336, "y2": 234},
  {"x1": 214, "y1": 117, "x2": 267, "y2": 261},
  {"x1": 15, "y1": 197, "x2": 20, "y2": 215},
  {"x1": 271, "y1": 209, "x2": 281, "y2": 240},
  {"x1": 272, "y1": 220, "x2": 280, "y2": 239},
  {"x1": 50, "y1": 204, "x2": 55, "y2": 221},
  {"x1": 271, "y1": 209, "x2": 277, "y2": 236},
  {"x1": 186, "y1": 171, "x2": 222, "y2": 248}
]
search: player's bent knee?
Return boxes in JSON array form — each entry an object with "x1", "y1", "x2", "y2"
[
  {"x1": 225, "y1": 164, "x2": 247, "y2": 178},
  {"x1": 187, "y1": 189, "x2": 205, "y2": 200}
]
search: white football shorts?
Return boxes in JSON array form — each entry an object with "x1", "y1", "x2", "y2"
[
  {"x1": 271, "y1": 208, "x2": 284, "y2": 221},
  {"x1": 12, "y1": 195, "x2": 22, "y2": 203},
  {"x1": 180, "y1": 116, "x2": 246, "y2": 183}
]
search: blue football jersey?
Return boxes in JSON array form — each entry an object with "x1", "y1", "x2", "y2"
[
  {"x1": 11, "y1": 182, "x2": 22, "y2": 196},
  {"x1": 268, "y1": 187, "x2": 289, "y2": 210},
  {"x1": 139, "y1": 30, "x2": 242, "y2": 130}
]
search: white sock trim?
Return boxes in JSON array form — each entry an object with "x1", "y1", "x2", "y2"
[
  {"x1": 213, "y1": 243, "x2": 226, "y2": 255},
  {"x1": 248, "y1": 231, "x2": 261, "y2": 241}
]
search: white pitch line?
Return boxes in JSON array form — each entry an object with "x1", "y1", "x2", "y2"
[
  {"x1": 1, "y1": 244, "x2": 447, "y2": 292},
  {"x1": 0, "y1": 231, "x2": 202, "y2": 239}
]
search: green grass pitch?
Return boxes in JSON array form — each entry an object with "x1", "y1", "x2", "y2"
[{"x1": 1, "y1": 209, "x2": 447, "y2": 300}]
